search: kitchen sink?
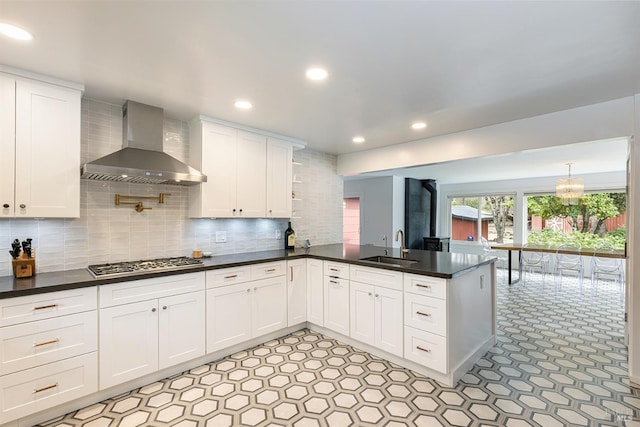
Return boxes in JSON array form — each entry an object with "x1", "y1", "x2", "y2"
[{"x1": 359, "y1": 256, "x2": 419, "y2": 267}]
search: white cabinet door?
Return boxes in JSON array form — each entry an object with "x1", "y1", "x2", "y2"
[
  {"x1": 252, "y1": 276, "x2": 287, "y2": 337},
  {"x1": 350, "y1": 282, "x2": 375, "y2": 345},
  {"x1": 190, "y1": 122, "x2": 237, "y2": 218},
  {"x1": 159, "y1": 291, "x2": 205, "y2": 370},
  {"x1": 307, "y1": 259, "x2": 324, "y2": 326},
  {"x1": 266, "y1": 138, "x2": 292, "y2": 218},
  {"x1": 99, "y1": 300, "x2": 158, "y2": 389},
  {"x1": 375, "y1": 286, "x2": 404, "y2": 357},
  {"x1": 15, "y1": 79, "x2": 80, "y2": 218},
  {"x1": 206, "y1": 283, "x2": 252, "y2": 353},
  {"x1": 0, "y1": 75, "x2": 15, "y2": 218},
  {"x1": 324, "y1": 277, "x2": 349, "y2": 336},
  {"x1": 287, "y1": 259, "x2": 307, "y2": 326},
  {"x1": 236, "y1": 130, "x2": 266, "y2": 217}
]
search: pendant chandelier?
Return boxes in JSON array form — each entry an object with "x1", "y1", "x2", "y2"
[{"x1": 555, "y1": 163, "x2": 584, "y2": 205}]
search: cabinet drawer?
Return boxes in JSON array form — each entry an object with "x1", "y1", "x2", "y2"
[
  {"x1": 324, "y1": 261, "x2": 349, "y2": 279},
  {"x1": 100, "y1": 272, "x2": 205, "y2": 308},
  {"x1": 350, "y1": 265, "x2": 402, "y2": 290},
  {"x1": 251, "y1": 261, "x2": 286, "y2": 280},
  {"x1": 404, "y1": 326, "x2": 447, "y2": 374},
  {"x1": 404, "y1": 273, "x2": 447, "y2": 300},
  {"x1": 206, "y1": 266, "x2": 251, "y2": 288},
  {"x1": 404, "y1": 293, "x2": 447, "y2": 337},
  {"x1": 0, "y1": 287, "x2": 97, "y2": 328},
  {"x1": 0, "y1": 311, "x2": 97, "y2": 376},
  {"x1": 0, "y1": 352, "x2": 97, "y2": 424}
]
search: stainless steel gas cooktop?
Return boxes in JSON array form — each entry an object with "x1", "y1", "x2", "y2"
[{"x1": 88, "y1": 257, "x2": 204, "y2": 278}]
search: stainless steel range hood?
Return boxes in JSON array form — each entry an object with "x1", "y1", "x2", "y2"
[{"x1": 81, "y1": 100, "x2": 207, "y2": 186}]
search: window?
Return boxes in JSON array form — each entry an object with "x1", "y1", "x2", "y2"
[
  {"x1": 450, "y1": 195, "x2": 514, "y2": 243},
  {"x1": 526, "y1": 192, "x2": 626, "y2": 250}
]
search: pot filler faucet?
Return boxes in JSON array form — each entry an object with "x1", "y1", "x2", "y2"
[{"x1": 395, "y1": 229, "x2": 410, "y2": 258}]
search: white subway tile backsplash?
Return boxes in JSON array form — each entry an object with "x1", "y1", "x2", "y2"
[{"x1": 0, "y1": 99, "x2": 343, "y2": 277}]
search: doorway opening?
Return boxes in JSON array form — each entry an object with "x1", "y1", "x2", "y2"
[{"x1": 343, "y1": 197, "x2": 360, "y2": 245}]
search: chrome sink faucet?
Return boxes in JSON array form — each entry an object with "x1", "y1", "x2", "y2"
[{"x1": 395, "y1": 229, "x2": 410, "y2": 258}]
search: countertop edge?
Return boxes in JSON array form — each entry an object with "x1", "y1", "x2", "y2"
[{"x1": 0, "y1": 246, "x2": 496, "y2": 299}]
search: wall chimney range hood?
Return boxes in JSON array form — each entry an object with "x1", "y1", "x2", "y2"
[{"x1": 81, "y1": 100, "x2": 207, "y2": 186}]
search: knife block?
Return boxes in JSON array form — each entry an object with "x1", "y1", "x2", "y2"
[{"x1": 12, "y1": 254, "x2": 35, "y2": 278}]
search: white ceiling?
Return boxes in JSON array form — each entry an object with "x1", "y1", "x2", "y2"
[
  {"x1": 1, "y1": 1, "x2": 638, "y2": 178},
  {"x1": 354, "y1": 138, "x2": 629, "y2": 184}
]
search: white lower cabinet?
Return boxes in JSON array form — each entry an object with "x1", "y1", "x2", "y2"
[
  {"x1": 306, "y1": 259, "x2": 324, "y2": 326},
  {"x1": 206, "y1": 271, "x2": 287, "y2": 353},
  {"x1": 323, "y1": 276, "x2": 350, "y2": 336},
  {"x1": 98, "y1": 273, "x2": 206, "y2": 390},
  {"x1": 286, "y1": 259, "x2": 307, "y2": 326},
  {"x1": 404, "y1": 325, "x2": 447, "y2": 373},
  {"x1": 206, "y1": 283, "x2": 252, "y2": 352},
  {"x1": 349, "y1": 266, "x2": 403, "y2": 357},
  {"x1": 403, "y1": 273, "x2": 448, "y2": 374},
  {"x1": 0, "y1": 288, "x2": 98, "y2": 424},
  {"x1": 252, "y1": 277, "x2": 288, "y2": 336},
  {"x1": 0, "y1": 352, "x2": 97, "y2": 424}
]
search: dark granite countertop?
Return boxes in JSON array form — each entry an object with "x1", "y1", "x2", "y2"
[{"x1": 0, "y1": 244, "x2": 495, "y2": 299}]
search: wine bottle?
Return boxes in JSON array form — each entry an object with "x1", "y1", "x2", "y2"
[{"x1": 285, "y1": 221, "x2": 295, "y2": 250}]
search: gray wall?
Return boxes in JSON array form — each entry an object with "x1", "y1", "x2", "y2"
[
  {"x1": 0, "y1": 99, "x2": 343, "y2": 276},
  {"x1": 344, "y1": 176, "x2": 405, "y2": 248}
]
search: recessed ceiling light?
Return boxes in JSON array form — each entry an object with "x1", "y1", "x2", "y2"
[
  {"x1": 306, "y1": 67, "x2": 328, "y2": 81},
  {"x1": 411, "y1": 122, "x2": 427, "y2": 130},
  {"x1": 234, "y1": 100, "x2": 253, "y2": 110},
  {"x1": 352, "y1": 136, "x2": 365, "y2": 144},
  {"x1": 0, "y1": 23, "x2": 33, "y2": 41}
]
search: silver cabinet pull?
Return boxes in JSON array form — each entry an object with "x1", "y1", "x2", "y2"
[
  {"x1": 33, "y1": 383, "x2": 58, "y2": 394},
  {"x1": 33, "y1": 304, "x2": 58, "y2": 311},
  {"x1": 246, "y1": 288, "x2": 251, "y2": 293},
  {"x1": 152, "y1": 308, "x2": 157, "y2": 312},
  {"x1": 368, "y1": 292, "x2": 372, "y2": 296},
  {"x1": 375, "y1": 294, "x2": 379, "y2": 298},
  {"x1": 329, "y1": 268, "x2": 339, "y2": 272},
  {"x1": 329, "y1": 280, "x2": 339, "y2": 285},
  {"x1": 417, "y1": 345, "x2": 431, "y2": 353},
  {"x1": 162, "y1": 306, "x2": 167, "y2": 310},
  {"x1": 225, "y1": 274, "x2": 238, "y2": 279},
  {"x1": 19, "y1": 204, "x2": 26, "y2": 209},
  {"x1": 417, "y1": 311, "x2": 431, "y2": 317},
  {"x1": 416, "y1": 284, "x2": 431, "y2": 289},
  {"x1": 265, "y1": 268, "x2": 276, "y2": 273},
  {"x1": 2, "y1": 203, "x2": 8, "y2": 208},
  {"x1": 33, "y1": 338, "x2": 59, "y2": 348},
  {"x1": 290, "y1": 267, "x2": 293, "y2": 281}
]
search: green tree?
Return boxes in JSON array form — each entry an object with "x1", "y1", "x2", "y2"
[{"x1": 528, "y1": 193, "x2": 623, "y2": 234}]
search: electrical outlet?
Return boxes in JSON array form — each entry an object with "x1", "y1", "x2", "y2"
[
  {"x1": 480, "y1": 274, "x2": 485, "y2": 289},
  {"x1": 275, "y1": 230, "x2": 282, "y2": 240},
  {"x1": 216, "y1": 231, "x2": 227, "y2": 243}
]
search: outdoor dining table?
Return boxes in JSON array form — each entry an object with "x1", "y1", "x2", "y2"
[{"x1": 490, "y1": 243, "x2": 626, "y2": 285}]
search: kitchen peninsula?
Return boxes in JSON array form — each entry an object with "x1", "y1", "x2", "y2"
[{"x1": 0, "y1": 245, "x2": 496, "y2": 426}]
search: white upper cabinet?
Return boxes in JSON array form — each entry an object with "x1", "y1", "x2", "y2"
[
  {"x1": 189, "y1": 118, "x2": 295, "y2": 218},
  {"x1": 266, "y1": 138, "x2": 292, "y2": 218},
  {"x1": 1, "y1": 74, "x2": 81, "y2": 218},
  {"x1": 236, "y1": 130, "x2": 267, "y2": 217}
]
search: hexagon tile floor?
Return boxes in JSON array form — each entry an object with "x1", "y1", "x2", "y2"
[{"x1": 40, "y1": 271, "x2": 639, "y2": 427}]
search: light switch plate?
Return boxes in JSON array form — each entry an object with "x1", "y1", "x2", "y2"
[{"x1": 216, "y1": 231, "x2": 227, "y2": 243}]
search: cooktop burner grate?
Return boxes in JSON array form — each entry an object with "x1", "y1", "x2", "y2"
[{"x1": 88, "y1": 256, "x2": 204, "y2": 278}]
